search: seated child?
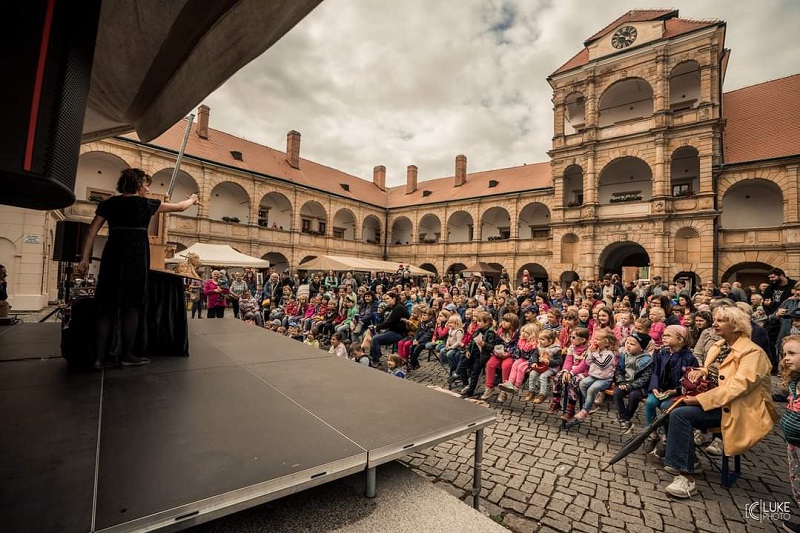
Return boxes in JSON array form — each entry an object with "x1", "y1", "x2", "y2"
[
  {"x1": 397, "y1": 305, "x2": 422, "y2": 361},
  {"x1": 387, "y1": 354, "x2": 406, "y2": 378},
  {"x1": 613, "y1": 332, "x2": 653, "y2": 433},
  {"x1": 648, "y1": 307, "x2": 666, "y2": 349},
  {"x1": 574, "y1": 330, "x2": 619, "y2": 420},
  {"x1": 526, "y1": 329, "x2": 562, "y2": 403},
  {"x1": 550, "y1": 327, "x2": 590, "y2": 416},
  {"x1": 304, "y1": 332, "x2": 320, "y2": 349},
  {"x1": 351, "y1": 345, "x2": 371, "y2": 366},
  {"x1": 328, "y1": 333, "x2": 348, "y2": 357},
  {"x1": 613, "y1": 311, "x2": 634, "y2": 347},
  {"x1": 409, "y1": 307, "x2": 436, "y2": 370},
  {"x1": 499, "y1": 322, "x2": 540, "y2": 395}
]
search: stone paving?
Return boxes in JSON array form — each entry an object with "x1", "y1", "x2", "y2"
[{"x1": 399, "y1": 357, "x2": 793, "y2": 533}]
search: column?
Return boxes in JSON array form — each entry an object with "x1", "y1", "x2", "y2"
[
  {"x1": 653, "y1": 134, "x2": 666, "y2": 197},
  {"x1": 585, "y1": 149, "x2": 597, "y2": 204}
]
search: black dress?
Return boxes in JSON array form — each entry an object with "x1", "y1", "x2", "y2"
[{"x1": 94, "y1": 196, "x2": 161, "y2": 310}]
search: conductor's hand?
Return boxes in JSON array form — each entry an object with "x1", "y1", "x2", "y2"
[
  {"x1": 76, "y1": 260, "x2": 89, "y2": 276},
  {"x1": 189, "y1": 193, "x2": 199, "y2": 205}
]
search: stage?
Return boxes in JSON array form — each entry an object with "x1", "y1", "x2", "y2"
[{"x1": 0, "y1": 319, "x2": 495, "y2": 532}]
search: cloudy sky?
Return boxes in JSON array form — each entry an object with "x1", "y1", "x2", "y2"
[{"x1": 205, "y1": 0, "x2": 799, "y2": 187}]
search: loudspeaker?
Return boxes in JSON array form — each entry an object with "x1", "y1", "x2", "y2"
[
  {"x1": 53, "y1": 220, "x2": 90, "y2": 262},
  {"x1": 0, "y1": 0, "x2": 102, "y2": 210}
]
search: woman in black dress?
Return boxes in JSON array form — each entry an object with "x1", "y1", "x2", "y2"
[{"x1": 77, "y1": 169, "x2": 198, "y2": 368}]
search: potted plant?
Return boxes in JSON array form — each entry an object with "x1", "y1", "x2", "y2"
[{"x1": 87, "y1": 194, "x2": 104, "y2": 203}]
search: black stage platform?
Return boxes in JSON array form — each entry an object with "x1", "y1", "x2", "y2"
[{"x1": 0, "y1": 319, "x2": 495, "y2": 532}]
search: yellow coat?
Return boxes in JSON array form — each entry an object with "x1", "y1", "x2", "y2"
[{"x1": 696, "y1": 337, "x2": 778, "y2": 456}]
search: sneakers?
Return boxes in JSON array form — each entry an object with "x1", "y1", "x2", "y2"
[
  {"x1": 497, "y1": 381, "x2": 518, "y2": 394},
  {"x1": 480, "y1": 387, "x2": 495, "y2": 401},
  {"x1": 654, "y1": 440, "x2": 666, "y2": 460},
  {"x1": 693, "y1": 429, "x2": 713, "y2": 446},
  {"x1": 620, "y1": 420, "x2": 634, "y2": 434},
  {"x1": 643, "y1": 432, "x2": 660, "y2": 454},
  {"x1": 574, "y1": 409, "x2": 588, "y2": 421},
  {"x1": 533, "y1": 393, "x2": 546, "y2": 404},
  {"x1": 524, "y1": 391, "x2": 535, "y2": 402},
  {"x1": 665, "y1": 475, "x2": 697, "y2": 498},
  {"x1": 496, "y1": 391, "x2": 508, "y2": 403},
  {"x1": 460, "y1": 386, "x2": 472, "y2": 396},
  {"x1": 664, "y1": 456, "x2": 702, "y2": 475},
  {"x1": 706, "y1": 438, "x2": 724, "y2": 456}
]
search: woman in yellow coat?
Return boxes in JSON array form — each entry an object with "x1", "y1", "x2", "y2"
[{"x1": 662, "y1": 304, "x2": 777, "y2": 498}]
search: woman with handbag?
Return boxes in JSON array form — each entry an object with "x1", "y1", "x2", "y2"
[{"x1": 660, "y1": 305, "x2": 777, "y2": 499}]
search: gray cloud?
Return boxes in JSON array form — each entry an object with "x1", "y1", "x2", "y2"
[{"x1": 204, "y1": 0, "x2": 800, "y2": 186}]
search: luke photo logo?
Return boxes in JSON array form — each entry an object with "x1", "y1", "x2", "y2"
[{"x1": 744, "y1": 500, "x2": 792, "y2": 522}]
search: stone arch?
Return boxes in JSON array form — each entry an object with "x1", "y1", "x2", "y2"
[
  {"x1": 209, "y1": 181, "x2": 251, "y2": 223},
  {"x1": 75, "y1": 151, "x2": 131, "y2": 201},
  {"x1": 560, "y1": 271, "x2": 580, "y2": 287},
  {"x1": 563, "y1": 91, "x2": 585, "y2": 135},
  {"x1": 299, "y1": 255, "x2": 318, "y2": 268},
  {"x1": 418, "y1": 214, "x2": 442, "y2": 243},
  {"x1": 150, "y1": 168, "x2": 201, "y2": 217},
  {"x1": 563, "y1": 164, "x2": 584, "y2": 207},
  {"x1": 669, "y1": 60, "x2": 701, "y2": 111},
  {"x1": 517, "y1": 263, "x2": 549, "y2": 287},
  {"x1": 560, "y1": 233, "x2": 579, "y2": 265},
  {"x1": 446, "y1": 263, "x2": 468, "y2": 279},
  {"x1": 598, "y1": 77, "x2": 654, "y2": 127},
  {"x1": 263, "y1": 252, "x2": 290, "y2": 273},
  {"x1": 597, "y1": 156, "x2": 653, "y2": 204},
  {"x1": 598, "y1": 241, "x2": 650, "y2": 279},
  {"x1": 721, "y1": 179, "x2": 783, "y2": 229},
  {"x1": 518, "y1": 202, "x2": 551, "y2": 239},
  {"x1": 419, "y1": 263, "x2": 438, "y2": 275},
  {"x1": 670, "y1": 146, "x2": 699, "y2": 198},
  {"x1": 480, "y1": 206, "x2": 511, "y2": 241},
  {"x1": 362, "y1": 215, "x2": 382, "y2": 244},
  {"x1": 300, "y1": 200, "x2": 327, "y2": 235},
  {"x1": 258, "y1": 192, "x2": 292, "y2": 230},
  {"x1": 447, "y1": 210, "x2": 474, "y2": 243},
  {"x1": 390, "y1": 216, "x2": 413, "y2": 245},
  {"x1": 674, "y1": 227, "x2": 701, "y2": 267},
  {"x1": 332, "y1": 208, "x2": 357, "y2": 240},
  {"x1": 673, "y1": 271, "x2": 701, "y2": 293},
  {"x1": 721, "y1": 261, "x2": 775, "y2": 286},
  {"x1": 718, "y1": 171, "x2": 791, "y2": 200}
]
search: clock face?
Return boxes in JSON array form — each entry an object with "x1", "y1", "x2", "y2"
[{"x1": 611, "y1": 25, "x2": 638, "y2": 49}]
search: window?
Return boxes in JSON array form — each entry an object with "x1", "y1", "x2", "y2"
[
  {"x1": 467, "y1": 225, "x2": 474, "y2": 241},
  {"x1": 318, "y1": 222, "x2": 326, "y2": 234},
  {"x1": 498, "y1": 227, "x2": 511, "y2": 240},
  {"x1": 531, "y1": 227, "x2": 550, "y2": 239},
  {"x1": 333, "y1": 227, "x2": 345, "y2": 239},
  {"x1": 672, "y1": 183, "x2": 693, "y2": 197},
  {"x1": 302, "y1": 219, "x2": 311, "y2": 233},
  {"x1": 86, "y1": 188, "x2": 112, "y2": 202},
  {"x1": 258, "y1": 207, "x2": 270, "y2": 227}
]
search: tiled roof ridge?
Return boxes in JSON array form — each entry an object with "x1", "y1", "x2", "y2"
[
  {"x1": 723, "y1": 72, "x2": 800, "y2": 95},
  {"x1": 584, "y1": 8, "x2": 678, "y2": 44},
  {"x1": 385, "y1": 161, "x2": 551, "y2": 191}
]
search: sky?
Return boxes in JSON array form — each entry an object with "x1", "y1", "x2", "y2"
[{"x1": 205, "y1": 0, "x2": 800, "y2": 188}]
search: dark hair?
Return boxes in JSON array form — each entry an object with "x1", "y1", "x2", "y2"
[
  {"x1": 770, "y1": 268, "x2": 786, "y2": 277},
  {"x1": 116, "y1": 168, "x2": 151, "y2": 194}
]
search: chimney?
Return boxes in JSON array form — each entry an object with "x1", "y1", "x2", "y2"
[
  {"x1": 197, "y1": 105, "x2": 210, "y2": 139},
  {"x1": 373, "y1": 165, "x2": 386, "y2": 191},
  {"x1": 406, "y1": 165, "x2": 418, "y2": 194},
  {"x1": 455, "y1": 154, "x2": 467, "y2": 187},
  {"x1": 286, "y1": 130, "x2": 301, "y2": 168}
]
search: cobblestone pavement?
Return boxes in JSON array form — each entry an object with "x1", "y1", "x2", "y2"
[{"x1": 400, "y1": 357, "x2": 793, "y2": 533}]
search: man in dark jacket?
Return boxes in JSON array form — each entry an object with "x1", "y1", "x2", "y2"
[{"x1": 763, "y1": 268, "x2": 797, "y2": 367}]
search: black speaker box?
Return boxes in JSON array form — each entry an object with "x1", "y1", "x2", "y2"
[
  {"x1": 53, "y1": 220, "x2": 90, "y2": 262},
  {"x1": 0, "y1": 0, "x2": 102, "y2": 210}
]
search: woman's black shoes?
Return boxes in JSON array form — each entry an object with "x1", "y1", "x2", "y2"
[{"x1": 120, "y1": 356, "x2": 150, "y2": 367}]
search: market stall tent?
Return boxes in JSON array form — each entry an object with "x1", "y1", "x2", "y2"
[
  {"x1": 165, "y1": 243, "x2": 269, "y2": 268},
  {"x1": 298, "y1": 255, "x2": 434, "y2": 276}
]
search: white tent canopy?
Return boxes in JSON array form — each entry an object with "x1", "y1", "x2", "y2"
[
  {"x1": 165, "y1": 243, "x2": 269, "y2": 268},
  {"x1": 298, "y1": 255, "x2": 434, "y2": 276}
]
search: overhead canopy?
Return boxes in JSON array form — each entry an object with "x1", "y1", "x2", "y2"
[
  {"x1": 165, "y1": 243, "x2": 269, "y2": 268},
  {"x1": 83, "y1": 0, "x2": 322, "y2": 142},
  {"x1": 463, "y1": 262, "x2": 501, "y2": 275},
  {"x1": 298, "y1": 255, "x2": 435, "y2": 276}
]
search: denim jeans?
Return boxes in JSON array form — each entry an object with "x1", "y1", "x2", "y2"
[
  {"x1": 664, "y1": 405, "x2": 722, "y2": 473},
  {"x1": 644, "y1": 392, "x2": 676, "y2": 425},
  {"x1": 578, "y1": 376, "x2": 612, "y2": 412},
  {"x1": 370, "y1": 331, "x2": 403, "y2": 363},
  {"x1": 528, "y1": 368, "x2": 556, "y2": 395},
  {"x1": 613, "y1": 387, "x2": 647, "y2": 422}
]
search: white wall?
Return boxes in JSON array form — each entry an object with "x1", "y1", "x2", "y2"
[
  {"x1": 481, "y1": 208, "x2": 511, "y2": 240},
  {"x1": 209, "y1": 182, "x2": 250, "y2": 222},
  {"x1": 391, "y1": 219, "x2": 413, "y2": 245},
  {"x1": 448, "y1": 212, "x2": 473, "y2": 242},
  {"x1": 75, "y1": 153, "x2": 128, "y2": 200},
  {"x1": 0, "y1": 207, "x2": 53, "y2": 310},
  {"x1": 362, "y1": 217, "x2": 381, "y2": 243},
  {"x1": 418, "y1": 215, "x2": 442, "y2": 242},
  {"x1": 518, "y1": 203, "x2": 550, "y2": 238},
  {"x1": 333, "y1": 210, "x2": 356, "y2": 240},
  {"x1": 721, "y1": 181, "x2": 783, "y2": 229}
]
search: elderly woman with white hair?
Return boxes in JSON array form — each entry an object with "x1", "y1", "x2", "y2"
[
  {"x1": 660, "y1": 306, "x2": 777, "y2": 499},
  {"x1": 204, "y1": 270, "x2": 230, "y2": 319}
]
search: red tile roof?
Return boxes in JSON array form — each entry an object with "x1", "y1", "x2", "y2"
[
  {"x1": 386, "y1": 162, "x2": 552, "y2": 208},
  {"x1": 121, "y1": 122, "x2": 389, "y2": 207},
  {"x1": 723, "y1": 73, "x2": 800, "y2": 164},
  {"x1": 551, "y1": 11, "x2": 721, "y2": 76}
]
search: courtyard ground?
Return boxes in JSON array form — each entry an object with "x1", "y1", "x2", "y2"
[{"x1": 400, "y1": 356, "x2": 793, "y2": 533}]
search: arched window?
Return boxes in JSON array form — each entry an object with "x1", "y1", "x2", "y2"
[
  {"x1": 258, "y1": 192, "x2": 292, "y2": 230},
  {"x1": 563, "y1": 165, "x2": 583, "y2": 207},
  {"x1": 447, "y1": 211, "x2": 473, "y2": 243},
  {"x1": 560, "y1": 233, "x2": 579, "y2": 264},
  {"x1": 418, "y1": 214, "x2": 442, "y2": 243},
  {"x1": 564, "y1": 92, "x2": 585, "y2": 135},
  {"x1": 598, "y1": 78, "x2": 654, "y2": 127},
  {"x1": 480, "y1": 207, "x2": 511, "y2": 241},
  {"x1": 390, "y1": 217, "x2": 413, "y2": 245},
  {"x1": 300, "y1": 201, "x2": 328, "y2": 235},
  {"x1": 332, "y1": 209, "x2": 356, "y2": 240},
  {"x1": 209, "y1": 182, "x2": 250, "y2": 223},
  {"x1": 362, "y1": 215, "x2": 382, "y2": 244},
  {"x1": 597, "y1": 157, "x2": 652, "y2": 204},
  {"x1": 670, "y1": 147, "x2": 699, "y2": 198},
  {"x1": 669, "y1": 61, "x2": 700, "y2": 111},
  {"x1": 721, "y1": 180, "x2": 783, "y2": 229},
  {"x1": 518, "y1": 203, "x2": 550, "y2": 239},
  {"x1": 674, "y1": 227, "x2": 701, "y2": 265}
]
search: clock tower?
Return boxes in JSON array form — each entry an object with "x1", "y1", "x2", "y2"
[{"x1": 546, "y1": 9, "x2": 728, "y2": 286}]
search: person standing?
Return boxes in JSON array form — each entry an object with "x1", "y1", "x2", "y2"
[
  {"x1": 0, "y1": 264, "x2": 9, "y2": 318},
  {"x1": 204, "y1": 270, "x2": 229, "y2": 318},
  {"x1": 229, "y1": 272, "x2": 248, "y2": 318},
  {"x1": 77, "y1": 168, "x2": 198, "y2": 368}
]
